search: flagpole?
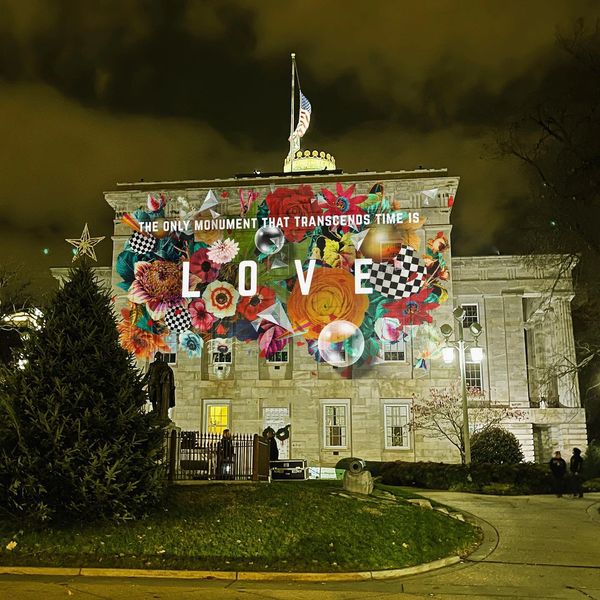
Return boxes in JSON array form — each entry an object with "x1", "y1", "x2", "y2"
[{"x1": 290, "y1": 53, "x2": 296, "y2": 172}]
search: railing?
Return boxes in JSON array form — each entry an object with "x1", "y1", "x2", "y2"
[{"x1": 164, "y1": 431, "x2": 270, "y2": 482}]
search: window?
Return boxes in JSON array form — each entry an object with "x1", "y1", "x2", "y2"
[
  {"x1": 382, "y1": 340, "x2": 405, "y2": 362},
  {"x1": 322, "y1": 402, "x2": 349, "y2": 448},
  {"x1": 461, "y1": 304, "x2": 479, "y2": 328},
  {"x1": 384, "y1": 403, "x2": 410, "y2": 449},
  {"x1": 208, "y1": 338, "x2": 233, "y2": 365},
  {"x1": 159, "y1": 332, "x2": 177, "y2": 364},
  {"x1": 465, "y1": 360, "x2": 482, "y2": 390},
  {"x1": 204, "y1": 402, "x2": 230, "y2": 435},
  {"x1": 266, "y1": 350, "x2": 289, "y2": 364}
]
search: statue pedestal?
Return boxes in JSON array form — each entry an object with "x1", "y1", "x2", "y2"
[{"x1": 164, "y1": 423, "x2": 181, "y2": 482}]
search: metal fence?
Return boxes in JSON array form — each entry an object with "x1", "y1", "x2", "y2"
[{"x1": 164, "y1": 431, "x2": 270, "y2": 482}]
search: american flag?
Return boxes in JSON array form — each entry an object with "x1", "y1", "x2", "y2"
[{"x1": 291, "y1": 92, "x2": 312, "y2": 139}]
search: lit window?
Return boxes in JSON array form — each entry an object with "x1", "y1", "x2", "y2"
[
  {"x1": 382, "y1": 340, "x2": 405, "y2": 362},
  {"x1": 465, "y1": 360, "x2": 483, "y2": 391},
  {"x1": 323, "y1": 403, "x2": 349, "y2": 448},
  {"x1": 384, "y1": 404, "x2": 410, "y2": 449},
  {"x1": 205, "y1": 403, "x2": 230, "y2": 435},
  {"x1": 461, "y1": 304, "x2": 479, "y2": 328},
  {"x1": 159, "y1": 332, "x2": 177, "y2": 364}
]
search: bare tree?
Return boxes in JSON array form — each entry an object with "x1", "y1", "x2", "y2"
[
  {"x1": 494, "y1": 21, "x2": 600, "y2": 436},
  {"x1": 411, "y1": 383, "x2": 525, "y2": 464}
]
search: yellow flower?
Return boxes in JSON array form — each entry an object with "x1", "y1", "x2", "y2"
[
  {"x1": 6, "y1": 540, "x2": 17, "y2": 551},
  {"x1": 322, "y1": 239, "x2": 341, "y2": 266}
]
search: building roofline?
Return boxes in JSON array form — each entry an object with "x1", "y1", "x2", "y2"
[
  {"x1": 453, "y1": 254, "x2": 574, "y2": 262},
  {"x1": 110, "y1": 168, "x2": 452, "y2": 192}
]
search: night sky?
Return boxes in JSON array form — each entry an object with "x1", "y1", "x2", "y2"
[{"x1": 0, "y1": 0, "x2": 597, "y2": 292}]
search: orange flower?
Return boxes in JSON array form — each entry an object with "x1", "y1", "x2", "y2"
[
  {"x1": 287, "y1": 267, "x2": 369, "y2": 339},
  {"x1": 117, "y1": 309, "x2": 170, "y2": 360}
]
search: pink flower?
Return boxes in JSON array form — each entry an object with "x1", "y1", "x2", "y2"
[
  {"x1": 128, "y1": 261, "x2": 183, "y2": 320},
  {"x1": 207, "y1": 238, "x2": 239, "y2": 264},
  {"x1": 258, "y1": 321, "x2": 289, "y2": 359},
  {"x1": 189, "y1": 299, "x2": 216, "y2": 332},
  {"x1": 189, "y1": 248, "x2": 220, "y2": 284},
  {"x1": 320, "y1": 183, "x2": 367, "y2": 229}
]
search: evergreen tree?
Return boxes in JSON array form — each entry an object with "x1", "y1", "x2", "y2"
[
  {"x1": 0, "y1": 263, "x2": 165, "y2": 522},
  {"x1": 471, "y1": 427, "x2": 524, "y2": 465}
]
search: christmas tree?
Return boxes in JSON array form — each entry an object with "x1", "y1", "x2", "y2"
[{"x1": 0, "y1": 263, "x2": 165, "y2": 522}]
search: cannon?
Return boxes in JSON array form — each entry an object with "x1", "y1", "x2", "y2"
[{"x1": 342, "y1": 457, "x2": 373, "y2": 495}]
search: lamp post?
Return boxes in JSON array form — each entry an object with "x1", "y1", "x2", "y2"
[{"x1": 440, "y1": 306, "x2": 484, "y2": 465}]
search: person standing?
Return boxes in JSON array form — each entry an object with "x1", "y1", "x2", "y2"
[
  {"x1": 569, "y1": 447, "x2": 584, "y2": 498},
  {"x1": 217, "y1": 429, "x2": 234, "y2": 480},
  {"x1": 549, "y1": 451, "x2": 567, "y2": 497},
  {"x1": 266, "y1": 429, "x2": 279, "y2": 462}
]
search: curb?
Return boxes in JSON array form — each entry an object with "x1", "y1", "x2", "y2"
[
  {"x1": 586, "y1": 501, "x2": 600, "y2": 526},
  {"x1": 0, "y1": 555, "x2": 461, "y2": 582}
]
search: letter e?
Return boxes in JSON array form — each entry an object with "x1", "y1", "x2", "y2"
[{"x1": 355, "y1": 258, "x2": 373, "y2": 294}]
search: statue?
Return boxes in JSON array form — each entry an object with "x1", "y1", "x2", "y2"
[{"x1": 146, "y1": 352, "x2": 175, "y2": 421}]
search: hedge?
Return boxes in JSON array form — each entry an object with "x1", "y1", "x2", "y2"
[{"x1": 379, "y1": 460, "x2": 555, "y2": 494}]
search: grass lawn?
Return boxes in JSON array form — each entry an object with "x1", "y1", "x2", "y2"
[{"x1": 0, "y1": 481, "x2": 479, "y2": 572}]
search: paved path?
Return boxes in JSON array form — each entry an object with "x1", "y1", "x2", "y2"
[{"x1": 1, "y1": 492, "x2": 598, "y2": 600}]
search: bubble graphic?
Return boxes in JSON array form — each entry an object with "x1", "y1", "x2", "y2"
[
  {"x1": 317, "y1": 320, "x2": 365, "y2": 368},
  {"x1": 254, "y1": 226, "x2": 285, "y2": 255}
]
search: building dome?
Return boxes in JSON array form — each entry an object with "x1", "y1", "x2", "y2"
[{"x1": 283, "y1": 150, "x2": 336, "y2": 173}]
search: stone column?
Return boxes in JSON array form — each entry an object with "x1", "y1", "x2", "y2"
[
  {"x1": 551, "y1": 296, "x2": 580, "y2": 407},
  {"x1": 502, "y1": 294, "x2": 529, "y2": 408}
]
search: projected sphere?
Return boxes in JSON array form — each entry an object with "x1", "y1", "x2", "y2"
[
  {"x1": 254, "y1": 226, "x2": 285, "y2": 255},
  {"x1": 318, "y1": 320, "x2": 365, "y2": 368}
]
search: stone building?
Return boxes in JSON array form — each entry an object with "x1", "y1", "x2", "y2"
[{"x1": 54, "y1": 164, "x2": 588, "y2": 465}]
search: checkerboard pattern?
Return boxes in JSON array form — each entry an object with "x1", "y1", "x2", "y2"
[
  {"x1": 164, "y1": 306, "x2": 192, "y2": 332},
  {"x1": 368, "y1": 245, "x2": 426, "y2": 299},
  {"x1": 129, "y1": 231, "x2": 156, "y2": 255}
]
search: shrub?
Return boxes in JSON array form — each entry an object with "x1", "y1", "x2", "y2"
[
  {"x1": 583, "y1": 442, "x2": 600, "y2": 479},
  {"x1": 583, "y1": 477, "x2": 600, "y2": 492},
  {"x1": 380, "y1": 460, "x2": 553, "y2": 494},
  {"x1": 471, "y1": 427, "x2": 524, "y2": 464}
]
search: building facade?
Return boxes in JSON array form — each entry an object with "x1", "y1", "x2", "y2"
[{"x1": 60, "y1": 167, "x2": 587, "y2": 465}]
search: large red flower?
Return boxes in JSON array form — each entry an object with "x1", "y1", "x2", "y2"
[
  {"x1": 320, "y1": 183, "x2": 367, "y2": 225},
  {"x1": 382, "y1": 287, "x2": 439, "y2": 327},
  {"x1": 189, "y1": 248, "x2": 220, "y2": 284},
  {"x1": 265, "y1": 185, "x2": 317, "y2": 242},
  {"x1": 237, "y1": 286, "x2": 276, "y2": 321}
]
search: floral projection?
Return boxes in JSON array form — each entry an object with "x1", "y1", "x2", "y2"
[{"x1": 116, "y1": 184, "x2": 450, "y2": 373}]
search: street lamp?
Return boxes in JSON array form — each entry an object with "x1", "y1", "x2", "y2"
[{"x1": 440, "y1": 307, "x2": 484, "y2": 465}]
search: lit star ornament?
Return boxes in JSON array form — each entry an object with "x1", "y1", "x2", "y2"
[{"x1": 65, "y1": 223, "x2": 105, "y2": 262}]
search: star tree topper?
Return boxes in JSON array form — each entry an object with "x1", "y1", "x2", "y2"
[{"x1": 65, "y1": 223, "x2": 105, "y2": 262}]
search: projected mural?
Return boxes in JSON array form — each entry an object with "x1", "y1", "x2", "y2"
[{"x1": 116, "y1": 183, "x2": 449, "y2": 375}]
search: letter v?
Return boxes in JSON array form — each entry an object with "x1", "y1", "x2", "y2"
[{"x1": 295, "y1": 259, "x2": 316, "y2": 295}]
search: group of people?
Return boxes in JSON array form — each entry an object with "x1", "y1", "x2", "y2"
[{"x1": 549, "y1": 448, "x2": 585, "y2": 498}]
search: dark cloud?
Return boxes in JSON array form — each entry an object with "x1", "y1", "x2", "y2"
[{"x1": 0, "y1": 0, "x2": 597, "y2": 293}]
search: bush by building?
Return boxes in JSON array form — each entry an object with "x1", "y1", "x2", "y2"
[
  {"x1": 380, "y1": 460, "x2": 554, "y2": 494},
  {"x1": 471, "y1": 427, "x2": 524, "y2": 464}
]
